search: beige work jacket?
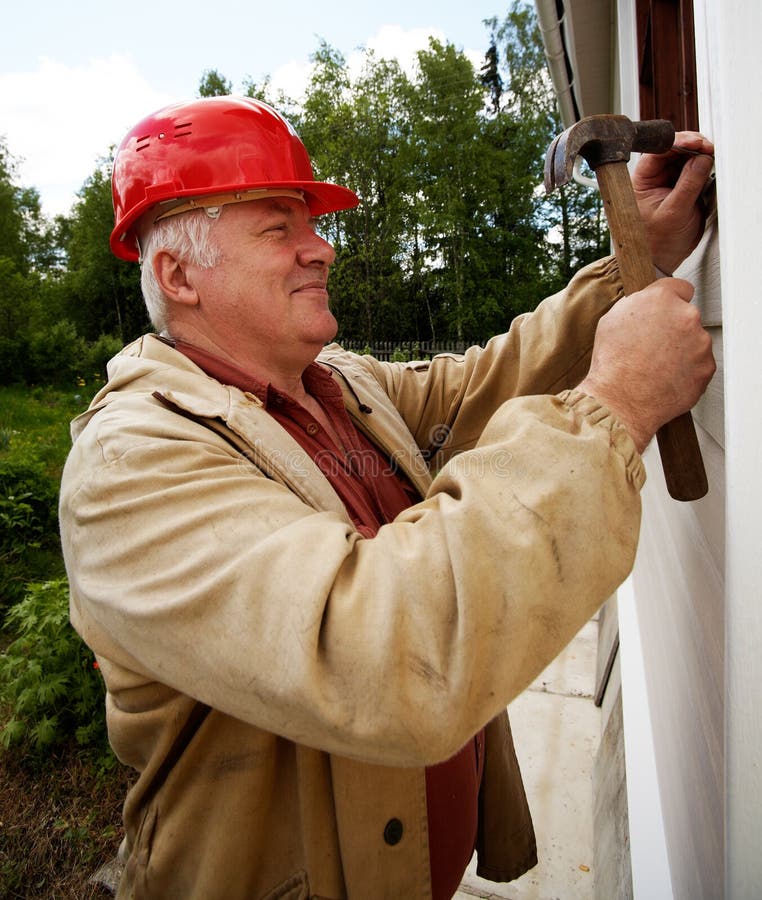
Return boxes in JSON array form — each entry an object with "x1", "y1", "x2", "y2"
[{"x1": 60, "y1": 257, "x2": 644, "y2": 899}]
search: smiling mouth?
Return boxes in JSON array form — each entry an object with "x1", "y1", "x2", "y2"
[{"x1": 294, "y1": 281, "x2": 329, "y2": 294}]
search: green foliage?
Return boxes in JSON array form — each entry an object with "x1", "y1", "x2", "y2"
[
  {"x1": 0, "y1": 141, "x2": 44, "y2": 275},
  {"x1": 389, "y1": 344, "x2": 428, "y2": 363},
  {"x1": 0, "y1": 386, "x2": 92, "y2": 607},
  {"x1": 0, "y1": 456, "x2": 61, "y2": 606},
  {"x1": 27, "y1": 323, "x2": 119, "y2": 388},
  {"x1": 59, "y1": 161, "x2": 147, "y2": 343},
  {"x1": 27, "y1": 320, "x2": 88, "y2": 386},
  {"x1": 480, "y1": 41, "x2": 503, "y2": 114},
  {"x1": 198, "y1": 68, "x2": 233, "y2": 97},
  {"x1": 485, "y1": 2, "x2": 608, "y2": 286},
  {"x1": 0, "y1": 137, "x2": 130, "y2": 388},
  {"x1": 0, "y1": 385, "x2": 87, "y2": 468},
  {"x1": 0, "y1": 238, "x2": 45, "y2": 386},
  {"x1": 0, "y1": 578, "x2": 111, "y2": 763},
  {"x1": 0, "y1": 325, "x2": 122, "y2": 388},
  {"x1": 85, "y1": 332, "x2": 124, "y2": 380},
  {"x1": 0, "y1": 486, "x2": 46, "y2": 555}
]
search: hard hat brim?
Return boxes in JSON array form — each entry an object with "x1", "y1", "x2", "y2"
[{"x1": 110, "y1": 180, "x2": 360, "y2": 263}]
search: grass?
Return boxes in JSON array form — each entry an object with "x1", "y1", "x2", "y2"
[
  {"x1": 0, "y1": 746, "x2": 132, "y2": 898},
  {"x1": 0, "y1": 745, "x2": 131, "y2": 900},
  {"x1": 1, "y1": 383, "x2": 130, "y2": 897},
  {"x1": 0, "y1": 384, "x2": 96, "y2": 472}
]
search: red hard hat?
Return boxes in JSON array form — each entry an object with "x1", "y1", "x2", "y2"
[{"x1": 110, "y1": 96, "x2": 359, "y2": 262}]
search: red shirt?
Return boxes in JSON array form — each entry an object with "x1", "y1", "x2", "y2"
[{"x1": 172, "y1": 340, "x2": 484, "y2": 898}]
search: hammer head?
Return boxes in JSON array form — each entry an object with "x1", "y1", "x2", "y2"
[{"x1": 544, "y1": 114, "x2": 676, "y2": 192}]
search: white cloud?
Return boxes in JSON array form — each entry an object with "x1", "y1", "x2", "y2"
[
  {"x1": 359, "y1": 24, "x2": 484, "y2": 77},
  {"x1": 270, "y1": 60, "x2": 314, "y2": 102},
  {"x1": 267, "y1": 26, "x2": 444, "y2": 100},
  {"x1": 360, "y1": 24, "x2": 445, "y2": 77},
  {"x1": 0, "y1": 56, "x2": 174, "y2": 218}
]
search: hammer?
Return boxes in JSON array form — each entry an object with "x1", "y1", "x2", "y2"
[{"x1": 544, "y1": 114, "x2": 708, "y2": 501}]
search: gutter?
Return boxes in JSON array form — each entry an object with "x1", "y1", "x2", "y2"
[
  {"x1": 534, "y1": 0, "x2": 581, "y2": 127},
  {"x1": 535, "y1": 0, "x2": 599, "y2": 187}
]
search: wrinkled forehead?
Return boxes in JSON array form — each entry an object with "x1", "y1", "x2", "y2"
[{"x1": 136, "y1": 192, "x2": 310, "y2": 254}]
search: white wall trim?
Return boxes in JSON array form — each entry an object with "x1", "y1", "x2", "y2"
[{"x1": 618, "y1": 577, "x2": 673, "y2": 899}]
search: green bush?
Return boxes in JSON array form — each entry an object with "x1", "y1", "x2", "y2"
[
  {"x1": 0, "y1": 334, "x2": 30, "y2": 385},
  {"x1": 84, "y1": 332, "x2": 123, "y2": 382},
  {"x1": 0, "y1": 454, "x2": 62, "y2": 608},
  {"x1": 27, "y1": 320, "x2": 88, "y2": 386},
  {"x1": 0, "y1": 455, "x2": 59, "y2": 537},
  {"x1": 0, "y1": 578, "x2": 112, "y2": 764},
  {"x1": 0, "y1": 324, "x2": 123, "y2": 387},
  {"x1": 0, "y1": 385, "x2": 94, "y2": 607},
  {"x1": 0, "y1": 489, "x2": 45, "y2": 555}
]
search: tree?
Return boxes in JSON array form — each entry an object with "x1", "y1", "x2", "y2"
[
  {"x1": 0, "y1": 141, "x2": 33, "y2": 274},
  {"x1": 198, "y1": 69, "x2": 233, "y2": 97},
  {"x1": 480, "y1": 41, "x2": 503, "y2": 115},
  {"x1": 299, "y1": 46, "x2": 420, "y2": 343},
  {"x1": 285, "y1": 44, "x2": 400, "y2": 343},
  {"x1": 58, "y1": 158, "x2": 146, "y2": 342},
  {"x1": 0, "y1": 139, "x2": 47, "y2": 381},
  {"x1": 404, "y1": 39, "x2": 491, "y2": 342},
  {"x1": 486, "y1": 1, "x2": 608, "y2": 290}
]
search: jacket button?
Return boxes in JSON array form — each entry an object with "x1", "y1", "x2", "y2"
[{"x1": 383, "y1": 818, "x2": 404, "y2": 846}]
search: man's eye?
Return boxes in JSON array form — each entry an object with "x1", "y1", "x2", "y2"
[{"x1": 259, "y1": 220, "x2": 289, "y2": 234}]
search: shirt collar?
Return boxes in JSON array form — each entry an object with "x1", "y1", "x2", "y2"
[{"x1": 167, "y1": 337, "x2": 341, "y2": 409}]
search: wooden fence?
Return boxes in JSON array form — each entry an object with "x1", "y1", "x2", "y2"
[{"x1": 336, "y1": 339, "x2": 486, "y2": 362}]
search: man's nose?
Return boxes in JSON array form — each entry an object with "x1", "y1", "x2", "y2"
[{"x1": 299, "y1": 229, "x2": 336, "y2": 267}]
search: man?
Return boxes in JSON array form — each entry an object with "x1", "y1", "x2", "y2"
[{"x1": 60, "y1": 96, "x2": 715, "y2": 899}]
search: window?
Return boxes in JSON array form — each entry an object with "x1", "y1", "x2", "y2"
[{"x1": 637, "y1": 0, "x2": 699, "y2": 130}]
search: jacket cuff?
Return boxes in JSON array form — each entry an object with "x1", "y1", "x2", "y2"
[{"x1": 558, "y1": 388, "x2": 646, "y2": 490}]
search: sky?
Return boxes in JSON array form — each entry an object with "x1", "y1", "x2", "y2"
[{"x1": 1, "y1": 0, "x2": 506, "y2": 219}]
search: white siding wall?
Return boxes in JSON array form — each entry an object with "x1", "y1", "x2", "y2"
[
  {"x1": 614, "y1": 0, "x2": 762, "y2": 897},
  {"x1": 706, "y1": 1, "x2": 762, "y2": 894},
  {"x1": 614, "y1": 3, "x2": 727, "y2": 898}
]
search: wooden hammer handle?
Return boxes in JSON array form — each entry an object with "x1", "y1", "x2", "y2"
[{"x1": 595, "y1": 163, "x2": 708, "y2": 501}]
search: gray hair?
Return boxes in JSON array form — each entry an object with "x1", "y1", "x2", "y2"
[{"x1": 139, "y1": 210, "x2": 223, "y2": 333}]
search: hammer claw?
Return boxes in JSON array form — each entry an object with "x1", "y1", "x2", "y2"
[
  {"x1": 543, "y1": 130, "x2": 574, "y2": 192},
  {"x1": 543, "y1": 132, "x2": 561, "y2": 192}
]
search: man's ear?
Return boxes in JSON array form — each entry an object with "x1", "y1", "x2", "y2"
[{"x1": 153, "y1": 251, "x2": 199, "y2": 308}]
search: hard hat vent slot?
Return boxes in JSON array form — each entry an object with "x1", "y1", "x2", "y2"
[
  {"x1": 135, "y1": 135, "x2": 151, "y2": 152},
  {"x1": 175, "y1": 122, "x2": 192, "y2": 138}
]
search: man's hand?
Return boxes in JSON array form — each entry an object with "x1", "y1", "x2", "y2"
[
  {"x1": 633, "y1": 132, "x2": 715, "y2": 275},
  {"x1": 577, "y1": 278, "x2": 715, "y2": 454}
]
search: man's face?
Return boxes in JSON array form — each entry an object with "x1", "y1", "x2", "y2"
[{"x1": 180, "y1": 197, "x2": 339, "y2": 372}]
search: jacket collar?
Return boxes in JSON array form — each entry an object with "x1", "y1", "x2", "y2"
[{"x1": 75, "y1": 333, "x2": 432, "y2": 512}]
